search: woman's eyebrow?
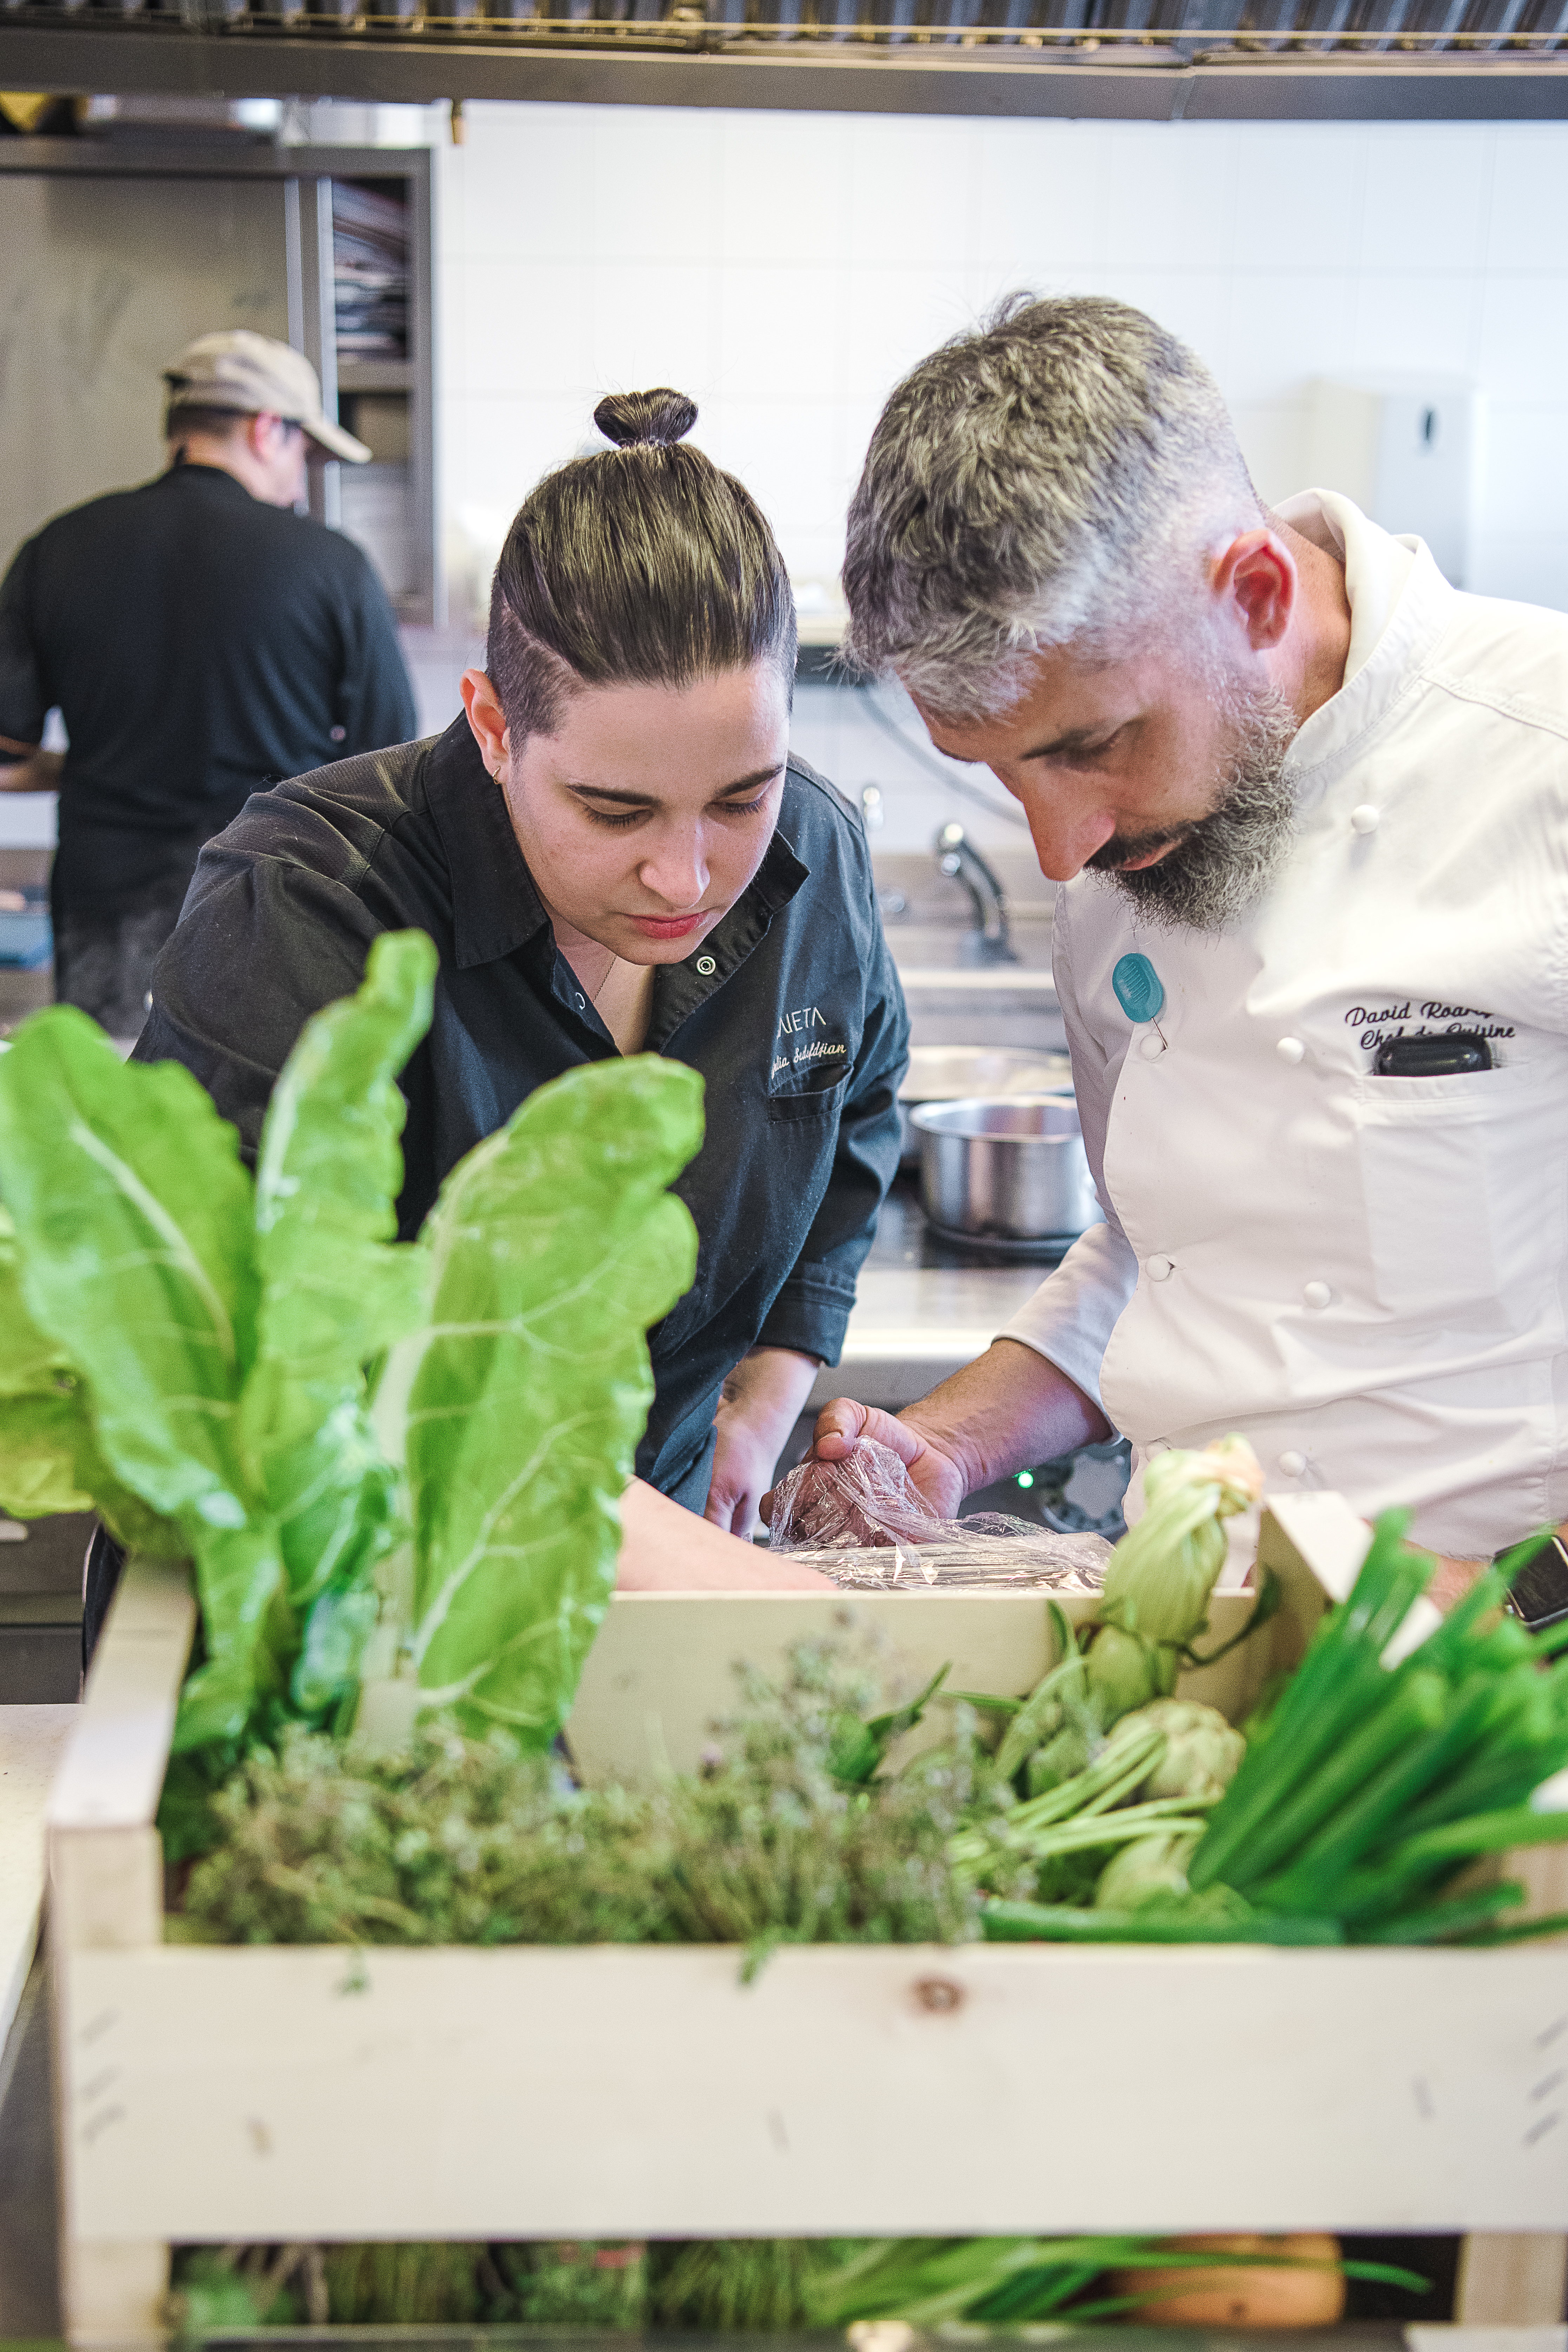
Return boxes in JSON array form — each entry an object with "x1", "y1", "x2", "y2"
[
  {"x1": 566, "y1": 763, "x2": 784, "y2": 810},
  {"x1": 717, "y1": 763, "x2": 785, "y2": 797}
]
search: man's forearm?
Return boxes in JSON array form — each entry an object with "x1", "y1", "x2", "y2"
[{"x1": 903, "y1": 1338, "x2": 1112, "y2": 1494}]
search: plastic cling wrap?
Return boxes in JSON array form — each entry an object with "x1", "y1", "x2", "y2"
[{"x1": 766, "y1": 1437, "x2": 1111, "y2": 1592}]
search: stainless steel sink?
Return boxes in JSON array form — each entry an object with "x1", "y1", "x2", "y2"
[
  {"x1": 885, "y1": 919, "x2": 1054, "y2": 973},
  {"x1": 886, "y1": 918, "x2": 1064, "y2": 1052}
]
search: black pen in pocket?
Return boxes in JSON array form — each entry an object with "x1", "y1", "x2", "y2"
[{"x1": 1373, "y1": 1031, "x2": 1494, "y2": 1077}]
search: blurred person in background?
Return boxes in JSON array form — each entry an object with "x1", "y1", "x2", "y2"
[{"x1": 0, "y1": 328, "x2": 414, "y2": 1042}]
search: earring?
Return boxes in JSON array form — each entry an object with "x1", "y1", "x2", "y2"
[{"x1": 493, "y1": 763, "x2": 504, "y2": 784}]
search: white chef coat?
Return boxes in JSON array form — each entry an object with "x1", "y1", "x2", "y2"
[{"x1": 1000, "y1": 489, "x2": 1568, "y2": 1560}]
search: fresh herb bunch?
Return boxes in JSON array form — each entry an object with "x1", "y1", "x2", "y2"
[
  {"x1": 169, "y1": 2238, "x2": 647, "y2": 2336},
  {"x1": 177, "y1": 1644, "x2": 996, "y2": 1953}
]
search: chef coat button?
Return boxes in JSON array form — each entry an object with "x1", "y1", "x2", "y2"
[
  {"x1": 1276, "y1": 1036, "x2": 1306, "y2": 1065},
  {"x1": 1278, "y1": 1449, "x2": 1307, "y2": 1477},
  {"x1": 1350, "y1": 804, "x2": 1380, "y2": 835},
  {"x1": 1147, "y1": 1254, "x2": 1174, "y2": 1281},
  {"x1": 1303, "y1": 1279, "x2": 1332, "y2": 1310},
  {"x1": 574, "y1": 991, "x2": 586, "y2": 1011},
  {"x1": 695, "y1": 954, "x2": 717, "y2": 976},
  {"x1": 1139, "y1": 1031, "x2": 1164, "y2": 1060}
]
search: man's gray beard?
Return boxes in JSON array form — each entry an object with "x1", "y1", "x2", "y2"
[{"x1": 1102, "y1": 686, "x2": 1300, "y2": 935}]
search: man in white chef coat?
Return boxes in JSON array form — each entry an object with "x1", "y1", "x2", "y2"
[{"x1": 791, "y1": 292, "x2": 1568, "y2": 1597}]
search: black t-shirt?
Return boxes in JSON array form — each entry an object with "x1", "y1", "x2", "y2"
[
  {"x1": 0, "y1": 463, "x2": 416, "y2": 912},
  {"x1": 136, "y1": 720, "x2": 910, "y2": 1508}
]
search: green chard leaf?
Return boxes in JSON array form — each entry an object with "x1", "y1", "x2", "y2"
[
  {"x1": 240, "y1": 931, "x2": 436, "y2": 1713},
  {"x1": 402, "y1": 1054, "x2": 703, "y2": 1743},
  {"x1": 0, "y1": 1010, "x2": 283, "y2": 1741},
  {"x1": 0, "y1": 1204, "x2": 175, "y2": 1548},
  {"x1": 246, "y1": 929, "x2": 436, "y2": 1462},
  {"x1": 0, "y1": 1012, "x2": 260, "y2": 1526}
]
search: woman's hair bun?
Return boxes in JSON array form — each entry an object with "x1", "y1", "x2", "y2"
[{"x1": 593, "y1": 388, "x2": 698, "y2": 450}]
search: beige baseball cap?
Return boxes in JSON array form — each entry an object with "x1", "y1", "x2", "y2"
[{"x1": 163, "y1": 329, "x2": 372, "y2": 463}]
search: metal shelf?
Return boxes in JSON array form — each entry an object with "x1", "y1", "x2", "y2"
[
  {"x1": 338, "y1": 357, "x2": 413, "y2": 391},
  {"x1": 1, "y1": 12, "x2": 1567, "y2": 114}
]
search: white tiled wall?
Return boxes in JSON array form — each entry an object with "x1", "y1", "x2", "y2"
[
  {"x1": 5, "y1": 105, "x2": 1565, "y2": 861},
  {"x1": 436, "y1": 106, "x2": 1568, "y2": 627},
  {"x1": 418, "y1": 102, "x2": 1568, "y2": 858}
]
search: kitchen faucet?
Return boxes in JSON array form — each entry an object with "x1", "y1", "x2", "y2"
[{"x1": 935, "y1": 822, "x2": 1017, "y2": 965}]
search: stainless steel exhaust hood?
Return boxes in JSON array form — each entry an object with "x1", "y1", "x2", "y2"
[{"x1": 2, "y1": 0, "x2": 1566, "y2": 118}]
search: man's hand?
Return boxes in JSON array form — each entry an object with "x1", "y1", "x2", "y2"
[
  {"x1": 786, "y1": 1397, "x2": 970, "y2": 1521},
  {"x1": 762, "y1": 1339, "x2": 1111, "y2": 1532},
  {"x1": 703, "y1": 1345, "x2": 822, "y2": 1537},
  {"x1": 1428, "y1": 1553, "x2": 1491, "y2": 1614}
]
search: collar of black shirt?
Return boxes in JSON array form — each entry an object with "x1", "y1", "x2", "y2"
[{"x1": 423, "y1": 717, "x2": 811, "y2": 1029}]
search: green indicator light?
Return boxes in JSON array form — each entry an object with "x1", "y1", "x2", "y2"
[{"x1": 1016, "y1": 1471, "x2": 1035, "y2": 1489}]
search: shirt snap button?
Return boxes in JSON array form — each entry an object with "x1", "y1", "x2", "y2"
[
  {"x1": 695, "y1": 955, "x2": 717, "y2": 976},
  {"x1": 1350, "y1": 804, "x2": 1380, "y2": 835},
  {"x1": 574, "y1": 991, "x2": 586, "y2": 1011},
  {"x1": 329, "y1": 725, "x2": 347, "y2": 743},
  {"x1": 1278, "y1": 1449, "x2": 1307, "y2": 1477},
  {"x1": 1303, "y1": 1279, "x2": 1331, "y2": 1309},
  {"x1": 1147, "y1": 1253, "x2": 1174, "y2": 1281},
  {"x1": 1276, "y1": 1036, "x2": 1306, "y2": 1064}
]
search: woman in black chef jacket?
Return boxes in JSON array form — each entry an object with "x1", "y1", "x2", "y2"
[{"x1": 128, "y1": 387, "x2": 909, "y2": 1599}]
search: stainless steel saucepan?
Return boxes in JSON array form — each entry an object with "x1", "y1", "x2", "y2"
[
  {"x1": 897, "y1": 1045, "x2": 1073, "y2": 1164},
  {"x1": 912, "y1": 1094, "x2": 1100, "y2": 1247}
]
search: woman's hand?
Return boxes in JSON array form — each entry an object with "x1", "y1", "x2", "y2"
[
  {"x1": 704, "y1": 1345, "x2": 822, "y2": 1535},
  {"x1": 620, "y1": 1478, "x2": 832, "y2": 1591}
]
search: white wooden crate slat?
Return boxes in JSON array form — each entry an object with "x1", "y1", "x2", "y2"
[{"x1": 60, "y1": 1941, "x2": 1568, "y2": 2241}]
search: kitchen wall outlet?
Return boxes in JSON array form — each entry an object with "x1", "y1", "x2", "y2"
[{"x1": 1306, "y1": 375, "x2": 1482, "y2": 589}]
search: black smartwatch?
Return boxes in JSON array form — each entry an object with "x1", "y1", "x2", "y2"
[{"x1": 1500, "y1": 1532, "x2": 1568, "y2": 1633}]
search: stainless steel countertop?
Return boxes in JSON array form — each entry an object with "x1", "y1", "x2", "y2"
[{"x1": 806, "y1": 1177, "x2": 1060, "y2": 1413}]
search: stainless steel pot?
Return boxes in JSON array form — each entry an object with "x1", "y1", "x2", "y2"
[
  {"x1": 897, "y1": 1045, "x2": 1073, "y2": 1164},
  {"x1": 912, "y1": 1095, "x2": 1099, "y2": 1245}
]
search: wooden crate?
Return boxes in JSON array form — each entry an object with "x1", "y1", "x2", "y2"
[{"x1": 45, "y1": 1500, "x2": 1568, "y2": 2345}]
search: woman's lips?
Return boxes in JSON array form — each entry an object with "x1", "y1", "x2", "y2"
[{"x1": 625, "y1": 912, "x2": 709, "y2": 941}]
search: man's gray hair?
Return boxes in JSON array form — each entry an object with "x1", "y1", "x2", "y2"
[{"x1": 843, "y1": 294, "x2": 1262, "y2": 718}]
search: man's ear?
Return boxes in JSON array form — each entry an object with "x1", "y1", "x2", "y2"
[
  {"x1": 1212, "y1": 529, "x2": 1298, "y2": 653},
  {"x1": 460, "y1": 668, "x2": 510, "y2": 776}
]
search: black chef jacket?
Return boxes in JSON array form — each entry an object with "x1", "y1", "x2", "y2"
[
  {"x1": 136, "y1": 717, "x2": 910, "y2": 1509},
  {"x1": 0, "y1": 463, "x2": 415, "y2": 913}
]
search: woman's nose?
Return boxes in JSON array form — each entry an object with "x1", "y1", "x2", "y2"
[{"x1": 638, "y1": 832, "x2": 709, "y2": 908}]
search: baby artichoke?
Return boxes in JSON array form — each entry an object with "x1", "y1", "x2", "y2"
[
  {"x1": 1108, "y1": 1698, "x2": 1246, "y2": 1804},
  {"x1": 1084, "y1": 1436, "x2": 1264, "y2": 1721},
  {"x1": 1093, "y1": 1828, "x2": 1202, "y2": 1911}
]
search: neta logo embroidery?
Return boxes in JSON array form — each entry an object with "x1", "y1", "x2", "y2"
[{"x1": 770, "y1": 1004, "x2": 848, "y2": 1085}]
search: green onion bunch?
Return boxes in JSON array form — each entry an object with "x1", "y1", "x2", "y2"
[{"x1": 1186, "y1": 1511, "x2": 1568, "y2": 1942}]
